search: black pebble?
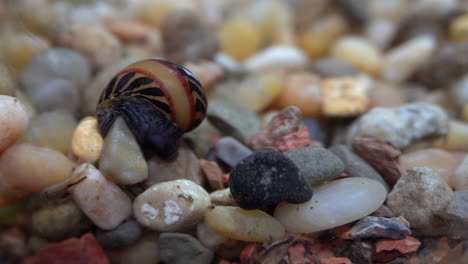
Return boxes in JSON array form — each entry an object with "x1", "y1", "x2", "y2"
[{"x1": 229, "y1": 150, "x2": 313, "y2": 210}]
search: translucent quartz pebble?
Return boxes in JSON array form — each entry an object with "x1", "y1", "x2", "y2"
[
  {"x1": 205, "y1": 206, "x2": 285, "y2": 242},
  {"x1": 244, "y1": 45, "x2": 308, "y2": 72},
  {"x1": 68, "y1": 163, "x2": 132, "y2": 230},
  {"x1": 99, "y1": 117, "x2": 147, "y2": 185},
  {"x1": 274, "y1": 177, "x2": 387, "y2": 233},
  {"x1": 0, "y1": 143, "x2": 74, "y2": 193},
  {"x1": 71, "y1": 117, "x2": 103, "y2": 163},
  {"x1": 0, "y1": 95, "x2": 30, "y2": 152},
  {"x1": 133, "y1": 180, "x2": 210, "y2": 232},
  {"x1": 347, "y1": 103, "x2": 449, "y2": 149}
]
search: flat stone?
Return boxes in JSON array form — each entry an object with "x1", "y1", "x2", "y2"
[
  {"x1": 96, "y1": 219, "x2": 142, "y2": 250},
  {"x1": 284, "y1": 146, "x2": 344, "y2": 185},
  {"x1": 350, "y1": 216, "x2": 411, "y2": 240},
  {"x1": 229, "y1": 150, "x2": 312, "y2": 210},
  {"x1": 215, "y1": 137, "x2": 253, "y2": 167},
  {"x1": 159, "y1": 233, "x2": 214, "y2": 264}
]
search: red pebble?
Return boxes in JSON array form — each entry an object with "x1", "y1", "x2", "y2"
[
  {"x1": 288, "y1": 242, "x2": 313, "y2": 264},
  {"x1": 25, "y1": 233, "x2": 110, "y2": 264},
  {"x1": 277, "y1": 127, "x2": 316, "y2": 151},
  {"x1": 239, "y1": 243, "x2": 262, "y2": 264},
  {"x1": 319, "y1": 257, "x2": 352, "y2": 264},
  {"x1": 376, "y1": 236, "x2": 421, "y2": 254},
  {"x1": 200, "y1": 159, "x2": 225, "y2": 190}
]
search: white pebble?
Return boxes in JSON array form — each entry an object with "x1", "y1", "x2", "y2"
[
  {"x1": 274, "y1": 177, "x2": 387, "y2": 233},
  {"x1": 244, "y1": 45, "x2": 308, "y2": 72},
  {"x1": 0, "y1": 96, "x2": 30, "y2": 152}
]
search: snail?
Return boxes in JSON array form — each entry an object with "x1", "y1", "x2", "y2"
[{"x1": 96, "y1": 59, "x2": 207, "y2": 159}]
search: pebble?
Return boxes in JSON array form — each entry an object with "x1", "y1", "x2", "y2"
[
  {"x1": 235, "y1": 71, "x2": 284, "y2": 112},
  {"x1": 274, "y1": 177, "x2": 387, "y2": 233},
  {"x1": 183, "y1": 119, "x2": 221, "y2": 158},
  {"x1": 0, "y1": 143, "x2": 74, "y2": 193},
  {"x1": 284, "y1": 146, "x2": 344, "y2": 185},
  {"x1": 215, "y1": 137, "x2": 253, "y2": 167},
  {"x1": 96, "y1": 219, "x2": 142, "y2": 250},
  {"x1": 184, "y1": 61, "x2": 224, "y2": 89},
  {"x1": 207, "y1": 99, "x2": 261, "y2": 142},
  {"x1": 0, "y1": 95, "x2": 30, "y2": 152},
  {"x1": 26, "y1": 79, "x2": 79, "y2": 113},
  {"x1": 331, "y1": 36, "x2": 383, "y2": 76},
  {"x1": 14, "y1": 89, "x2": 36, "y2": 119},
  {"x1": 386, "y1": 167, "x2": 457, "y2": 235},
  {"x1": 451, "y1": 74, "x2": 468, "y2": 106},
  {"x1": 0, "y1": 226, "x2": 29, "y2": 263},
  {"x1": 162, "y1": 9, "x2": 218, "y2": 64},
  {"x1": 133, "y1": 179, "x2": 210, "y2": 232},
  {"x1": 244, "y1": 45, "x2": 308, "y2": 72},
  {"x1": 365, "y1": 19, "x2": 398, "y2": 49},
  {"x1": 369, "y1": 81, "x2": 405, "y2": 108},
  {"x1": 274, "y1": 72, "x2": 322, "y2": 117},
  {"x1": 205, "y1": 205, "x2": 285, "y2": 242},
  {"x1": 28, "y1": 235, "x2": 48, "y2": 255},
  {"x1": 454, "y1": 155, "x2": 468, "y2": 191},
  {"x1": 138, "y1": 0, "x2": 194, "y2": 29},
  {"x1": 22, "y1": 110, "x2": 77, "y2": 153},
  {"x1": 439, "y1": 240, "x2": 468, "y2": 264},
  {"x1": 99, "y1": 117, "x2": 148, "y2": 185},
  {"x1": 200, "y1": 159, "x2": 225, "y2": 190},
  {"x1": 399, "y1": 148, "x2": 460, "y2": 188},
  {"x1": 71, "y1": 117, "x2": 103, "y2": 163},
  {"x1": 68, "y1": 163, "x2": 132, "y2": 230},
  {"x1": 106, "y1": 20, "x2": 149, "y2": 42},
  {"x1": 218, "y1": 18, "x2": 261, "y2": 61},
  {"x1": 229, "y1": 150, "x2": 312, "y2": 210},
  {"x1": 450, "y1": 14, "x2": 468, "y2": 42},
  {"x1": 454, "y1": 190, "x2": 468, "y2": 218},
  {"x1": 32, "y1": 201, "x2": 90, "y2": 241},
  {"x1": 383, "y1": 35, "x2": 436, "y2": 83},
  {"x1": 336, "y1": 0, "x2": 368, "y2": 25},
  {"x1": 330, "y1": 145, "x2": 389, "y2": 191},
  {"x1": 334, "y1": 241, "x2": 373, "y2": 264},
  {"x1": 346, "y1": 103, "x2": 449, "y2": 149},
  {"x1": 55, "y1": 23, "x2": 123, "y2": 70},
  {"x1": 196, "y1": 221, "x2": 244, "y2": 259},
  {"x1": 438, "y1": 120, "x2": 468, "y2": 152},
  {"x1": 297, "y1": 14, "x2": 348, "y2": 58},
  {"x1": 350, "y1": 216, "x2": 411, "y2": 240},
  {"x1": 0, "y1": 63, "x2": 15, "y2": 96},
  {"x1": 147, "y1": 143, "x2": 204, "y2": 187},
  {"x1": 320, "y1": 75, "x2": 372, "y2": 117},
  {"x1": 310, "y1": 58, "x2": 357, "y2": 77},
  {"x1": 110, "y1": 233, "x2": 159, "y2": 264},
  {"x1": 20, "y1": 48, "x2": 90, "y2": 90},
  {"x1": 209, "y1": 188, "x2": 236, "y2": 206},
  {"x1": 159, "y1": 233, "x2": 214, "y2": 264}
]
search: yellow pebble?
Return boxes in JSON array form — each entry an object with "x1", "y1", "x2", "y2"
[
  {"x1": 450, "y1": 14, "x2": 468, "y2": 42},
  {"x1": 237, "y1": 71, "x2": 284, "y2": 112},
  {"x1": 139, "y1": 0, "x2": 195, "y2": 29},
  {"x1": 298, "y1": 14, "x2": 348, "y2": 58},
  {"x1": 71, "y1": 116, "x2": 104, "y2": 163},
  {"x1": 205, "y1": 206, "x2": 285, "y2": 242},
  {"x1": 257, "y1": 0, "x2": 294, "y2": 44},
  {"x1": 219, "y1": 18, "x2": 261, "y2": 61},
  {"x1": 462, "y1": 104, "x2": 468, "y2": 121}
]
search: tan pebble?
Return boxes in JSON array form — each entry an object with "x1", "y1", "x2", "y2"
[
  {"x1": 298, "y1": 14, "x2": 348, "y2": 58},
  {"x1": 205, "y1": 206, "x2": 285, "y2": 242},
  {"x1": 244, "y1": 45, "x2": 308, "y2": 72},
  {"x1": 331, "y1": 36, "x2": 383, "y2": 76},
  {"x1": 463, "y1": 105, "x2": 468, "y2": 121},
  {"x1": 0, "y1": 143, "x2": 75, "y2": 193},
  {"x1": 370, "y1": 81, "x2": 405, "y2": 108},
  {"x1": 69, "y1": 163, "x2": 132, "y2": 230},
  {"x1": 399, "y1": 148, "x2": 460, "y2": 187},
  {"x1": 14, "y1": 89, "x2": 36, "y2": 118},
  {"x1": 133, "y1": 179, "x2": 210, "y2": 232},
  {"x1": 365, "y1": 19, "x2": 397, "y2": 49},
  {"x1": 0, "y1": 63, "x2": 15, "y2": 96},
  {"x1": 22, "y1": 111, "x2": 77, "y2": 153},
  {"x1": 321, "y1": 75, "x2": 372, "y2": 117},
  {"x1": 99, "y1": 117, "x2": 148, "y2": 185},
  {"x1": 107, "y1": 20, "x2": 149, "y2": 42},
  {"x1": 437, "y1": 121, "x2": 468, "y2": 152},
  {"x1": 236, "y1": 71, "x2": 284, "y2": 112},
  {"x1": 274, "y1": 72, "x2": 322, "y2": 117},
  {"x1": 450, "y1": 14, "x2": 468, "y2": 42},
  {"x1": 219, "y1": 18, "x2": 261, "y2": 61},
  {"x1": 209, "y1": 188, "x2": 236, "y2": 206},
  {"x1": 71, "y1": 116, "x2": 103, "y2": 163},
  {"x1": 138, "y1": 0, "x2": 194, "y2": 29},
  {"x1": 454, "y1": 155, "x2": 468, "y2": 190},
  {"x1": 184, "y1": 61, "x2": 224, "y2": 89},
  {"x1": 0, "y1": 95, "x2": 30, "y2": 152},
  {"x1": 0, "y1": 170, "x2": 30, "y2": 206}
]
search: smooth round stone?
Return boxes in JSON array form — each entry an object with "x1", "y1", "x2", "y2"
[
  {"x1": 159, "y1": 233, "x2": 214, "y2": 264},
  {"x1": 96, "y1": 219, "x2": 143, "y2": 250},
  {"x1": 215, "y1": 137, "x2": 253, "y2": 167},
  {"x1": 0, "y1": 63, "x2": 15, "y2": 96},
  {"x1": 26, "y1": 79, "x2": 79, "y2": 113},
  {"x1": 235, "y1": 71, "x2": 284, "y2": 112},
  {"x1": 99, "y1": 117, "x2": 148, "y2": 185},
  {"x1": 20, "y1": 48, "x2": 90, "y2": 90},
  {"x1": 111, "y1": 233, "x2": 159, "y2": 264},
  {"x1": 14, "y1": 89, "x2": 36, "y2": 118},
  {"x1": 244, "y1": 45, "x2": 308, "y2": 72},
  {"x1": 133, "y1": 179, "x2": 210, "y2": 232},
  {"x1": 0, "y1": 143, "x2": 74, "y2": 193},
  {"x1": 365, "y1": 19, "x2": 397, "y2": 49},
  {"x1": 450, "y1": 14, "x2": 468, "y2": 42},
  {"x1": 274, "y1": 177, "x2": 387, "y2": 233},
  {"x1": 196, "y1": 221, "x2": 244, "y2": 259},
  {"x1": 205, "y1": 206, "x2": 285, "y2": 242},
  {"x1": 32, "y1": 201, "x2": 90, "y2": 241},
  {"x1": 71, "y1": 117, "x2": 103, "y2": 163},
  {"x1": 209, "y1": 188, "x2": 236, "y2": 206},
  {"x1": 369, "y1": 81, "x2": 405, "y2": 108},
  {"x1": 452, "y1": 155, "x2": 468, "y2": 191},
  {"x1": 0, "y1": 96, "x2": 30, "y2": 152},
  {"x1": 22, "y1": 111, "x2": 77, "y2": 153},
  {"x1": 229, "y1": 150, "x2": 312, "y2": 210},
  {"x1": 1, "y1": 32, "x2": 49, "y2": 74},
  {"x1": 310, "y1": 58, "x2": 357, "y2": 77},
  {"x1": 69, "y1": 163, "x2": 132, "y2": 230},
  {"x1": 218, "y1": 18, "x2": 261, "y2": 61}
]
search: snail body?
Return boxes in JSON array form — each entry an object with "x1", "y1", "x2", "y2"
[{"x1": 96, "y1": 59, "x2": 207, "y2": 159}]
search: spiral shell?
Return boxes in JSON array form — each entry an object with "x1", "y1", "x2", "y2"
[{"x1": 96, "y1": 59, "x2": 207, "y2": 158}]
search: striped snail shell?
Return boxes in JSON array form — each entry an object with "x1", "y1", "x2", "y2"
[{"x1": 96, "y1": 59, "x2": 207, "y2": 159}]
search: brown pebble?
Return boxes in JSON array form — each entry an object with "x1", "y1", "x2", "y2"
[{"x1": 107, "y1": 20, "x2": 149, "y2": 42}]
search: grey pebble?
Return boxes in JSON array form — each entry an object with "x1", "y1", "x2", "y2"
[
  {"x1": 329, "y1": 145, "x2": 389, "y2": 191},
  {"x1": 215, "y1": 137, "x2": 253, "y2": 167},
  {"x1": 311, "y1": 57, "x2": 357, "y2": 78},
  {"x1": 27, "y1": 79, "x2": 79, "y2": 114},
  {"x1": 110, "y1": 232, "x2": 159, "y2": 264},
  {"x1": 284, "y1": 146, "x2": 344, "y2": 185},
  {"x1": 96, "y1": 219, "x2": 143, "y2": 250},
  {"x1": 350, "y1": 216, "x2": 411, "y2": 240},
  {"x1": 454, "y1": 190, "x2": 468, "y2": 219},
  {"x1": 159, "y1": 233, "x2": 214, "y2": 264}
]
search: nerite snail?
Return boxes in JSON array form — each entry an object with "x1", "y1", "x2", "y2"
[{"x1": 96, "y1": 59, "x2": 207, "y2": 159}]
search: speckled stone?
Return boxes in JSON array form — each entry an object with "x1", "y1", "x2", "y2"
[
  {"x1": 229, "y1": 150, "x2": 312, "y2": 210},
  {"x1": 96, "y1": 219, "x2": 142, "y2": 250},
  {"x1": 159, "y1": 233, "x2": 214, "y2": 264},
  {"x1": 284, "y1": 146, "x2": 344, "y2": 185}
]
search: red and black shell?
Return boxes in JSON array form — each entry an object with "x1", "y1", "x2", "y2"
[{"x1": 96, "y1": 59, "x2": 207, "y2": 159}]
